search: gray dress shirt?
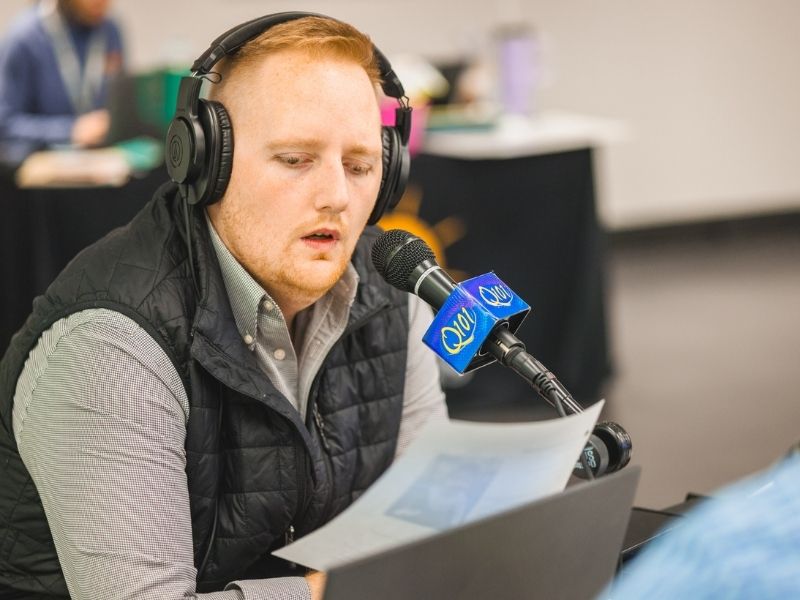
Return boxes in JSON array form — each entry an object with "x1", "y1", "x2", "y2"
[{"x1": 12, "y1": 220, "x2": 448, "y2": 600}]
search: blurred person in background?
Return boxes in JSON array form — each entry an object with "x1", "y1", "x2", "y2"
[
  {"x1": 609, "y1": 448, "x2": 800, "y2": 599},
  {"x1": 0, "y1": 0, "x2": 123, "y2": 152}
]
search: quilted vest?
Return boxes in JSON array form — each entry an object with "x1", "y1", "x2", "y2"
[{"x1": 0, "y1": 182, "x2": 408, "y2": 596}]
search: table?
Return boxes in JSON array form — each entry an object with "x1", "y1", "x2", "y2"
[{"x1": 1, "y1": 167, "x2": 167, "y2": 353}]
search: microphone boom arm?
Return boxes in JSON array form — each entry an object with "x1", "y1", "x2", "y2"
[
  {"x1": 483, "y1": 326, "x2": 584, "y2": 416},
  {"x1": 370, "y1": 229, "x2": 631, "y2": 480},
  {"x1": 483, "y1": 325, "x2": 632, "y2": 480}
]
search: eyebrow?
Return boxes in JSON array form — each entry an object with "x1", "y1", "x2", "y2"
[{"x1": 266, "y1": 138, "x2": 382, "y2": 158}]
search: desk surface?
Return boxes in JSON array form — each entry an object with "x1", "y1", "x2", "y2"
[{"x1": 422, "y1": 110, "x2": 629, "y2": 160}]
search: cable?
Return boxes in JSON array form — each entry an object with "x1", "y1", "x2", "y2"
[
  {"x1": 179, "y1": 185, "x2": 201, "y2": 297},
  {"x1": 484, "y1": 327, "x2": 595, "y2": 479},
  {"x1": 197, "y1": 383, "x2": 225, "y2": 580}
]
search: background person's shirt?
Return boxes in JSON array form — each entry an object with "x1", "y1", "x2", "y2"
[
  {"x1": 609, "y1": 453, "x2": 800, "y2": 599},
  {"x1": 0, "y1": 5, "x2": 124, "y2": 146},
  {"x1": 12, "y1": 220, "x2": 448, "y2": 600}
]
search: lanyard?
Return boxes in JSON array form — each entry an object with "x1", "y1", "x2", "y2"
[{"x1": 39, "y1": 0, "x2": 107, "y2": 114}]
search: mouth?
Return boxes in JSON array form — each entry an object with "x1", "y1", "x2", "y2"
[{"x1": 301, "y1": 228, "x2": 341, "y2": 249}]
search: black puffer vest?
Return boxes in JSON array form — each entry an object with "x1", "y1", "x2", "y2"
[{"x1": 0, "y1": 182, "x2": 408, "y2": 597}]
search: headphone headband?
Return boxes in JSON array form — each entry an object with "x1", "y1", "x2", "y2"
[{"x1": 191, "y1": 11, "x2": 407, "y2": 100}]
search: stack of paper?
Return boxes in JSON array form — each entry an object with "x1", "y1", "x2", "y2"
[{"x1": 275, "y1": 402, "x2": 603, "y2": 570}]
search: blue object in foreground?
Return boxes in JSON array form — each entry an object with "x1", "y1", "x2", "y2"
[{"x1": 607, "y1": 453, "x2": 800, "y2": 599}]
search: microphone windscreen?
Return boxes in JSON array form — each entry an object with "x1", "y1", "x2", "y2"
[{"x1": 371, "y1": 229, "x2": 436, "y2": 291}]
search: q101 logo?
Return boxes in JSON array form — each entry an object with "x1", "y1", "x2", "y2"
[{"x1": 423, "y1": 272, "x2": 530, "y2": 373}]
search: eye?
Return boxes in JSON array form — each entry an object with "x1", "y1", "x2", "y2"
[
  {"x1": 276, "y1": 154, "x2": 311, "y2": 168},
  {"x1": 345, "y1": 160, "x2": 374, "y2": 176}
]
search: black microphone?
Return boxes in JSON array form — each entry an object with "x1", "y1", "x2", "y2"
[
  {"x1": 371, "y1": 227, "x2": 456, "y2": 307},
  {"x1": 372, "y1": 229, "x2": 632, "y2": 478},
  {"x1": 371, "y1": 229, "x2": 578, "y2": 409}
]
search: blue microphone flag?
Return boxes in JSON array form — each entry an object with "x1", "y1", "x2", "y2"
[{"x1": 423, "y1": 272, "x2": 530, "y2": 374}]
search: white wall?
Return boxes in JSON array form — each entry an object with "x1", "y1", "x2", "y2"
[
  {"x1": 529, "y1": 1, "x2": 800, "y2": 229},
  {"x1": 3, "y1": 0, "x2": 800, "y2": 229}
]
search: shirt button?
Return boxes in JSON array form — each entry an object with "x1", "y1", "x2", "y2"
[
  {"x1": 263, "y1": 300, "x2": 274, "y2": 312},
  {"x1": 273, "y1": 348, "x2": 286, "y2": 360},
  {"x1": 243, "y1": 334, "x2": 254, "y2": 345}
]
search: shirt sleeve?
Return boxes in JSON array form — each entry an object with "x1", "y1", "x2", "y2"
[
  {"x1": 0, "y1": 32, "x2": 75, "y2": 145},
  {"x1": 105, "y1": 17, "x2": 125, "y2": 57},
  {"x1": 396, "y1": 295, "x2": 449, "y2": 456},
  {"x1": 607, "y1": 457, "x2": 800, "y2": 599},
  {"x1": 13, "y1": 309, "x2": 311, "y2": 600}
]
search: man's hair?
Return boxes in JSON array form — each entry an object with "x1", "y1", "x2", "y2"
[{"x1": 211, "y1": 16, "x2": 382, "y2": 99}]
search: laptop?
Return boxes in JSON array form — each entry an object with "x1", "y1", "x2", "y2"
[{"x1": 324, "y1": 466, "x2": 640, "y2": 600}]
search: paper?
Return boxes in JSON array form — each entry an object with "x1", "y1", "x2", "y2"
[
  {"x1": 16, "y1": 148, "x2": 131, "y2": 188},
  {"x1": 273, "y1": 401, "x2": 603, "y2": 570}
]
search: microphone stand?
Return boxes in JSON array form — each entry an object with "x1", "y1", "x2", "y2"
[
  {"x1": 369, "y1": 229, "x2": 631, "y2": 479},
  {"x1": 482, "y1": 326, "x2": 631, "y2": 480}
]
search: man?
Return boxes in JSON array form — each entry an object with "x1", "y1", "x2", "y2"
[
  {"x1": 0, "y1": 14, "x2": 447, "y2": 600},
  {"x1": 0, "y1": 0, "x2": 123, "y2": 152}
]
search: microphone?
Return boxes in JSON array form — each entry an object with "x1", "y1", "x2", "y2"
[
  {"x1": 371, "y1": 229, "x2": 573, "y2": 408},
  {"x1": 371, "y1": 227, "x2": 456, "y2": 306},
  {"x1": 372, "y1": 229, "x2": 632, "y2": 478}
]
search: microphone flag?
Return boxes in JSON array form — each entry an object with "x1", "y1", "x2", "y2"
[{"x1": 423, "y1": 271, "x2": 530, "y2": 374}]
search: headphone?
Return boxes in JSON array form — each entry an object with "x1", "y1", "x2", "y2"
[{"x1": 165, "y1": 11, "x2": 412, "y2": 225}]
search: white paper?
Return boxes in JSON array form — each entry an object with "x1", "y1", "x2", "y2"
[{"x1": 273, "y1": 401, "x2": 603, "y2": 570}]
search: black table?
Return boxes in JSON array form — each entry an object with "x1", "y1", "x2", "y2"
[
  {"x1": 401, "y1": 148, "x2": 611, "y2": 418},
  {"x1": 1, "y1": 167, "x2": 167, "y2": 352}
]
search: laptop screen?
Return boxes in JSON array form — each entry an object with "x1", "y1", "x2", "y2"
[{"x1": 324, "y1": 467, "x2": 640, "y2": 600}]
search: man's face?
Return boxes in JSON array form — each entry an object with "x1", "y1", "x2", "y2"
[
  {"x1": 61, "y1": 0, "x2": 111, "y2": 26},
  {"x1": 208, "y1": 50, "x2": 383, "y2": 311}
]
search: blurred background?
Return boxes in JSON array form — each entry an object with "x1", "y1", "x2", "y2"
[{"x1": 1, "y1": 0, "x2": 798, "y2": 509}]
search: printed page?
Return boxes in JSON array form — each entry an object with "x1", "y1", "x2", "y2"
[{"x1": 274, "y1": 401, "x2": 603, "y2": 570}]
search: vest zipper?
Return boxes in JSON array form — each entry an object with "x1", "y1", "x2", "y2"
[
  {"x1": 284, "y1": 524, "x2": 295, "y2": 546},
  {"x1": 293, "y1": 301, "x2": 392, "y2": 533},
  {"x1": 308, "y1": 375, "x2": 335, "y2": 520},
  {"x1": 289, "y1": 438, "x2": 309, "y2": 545},
  {"x1": 283, "y1": 524, "x2": 297, "y2": 569},
  {"x1": 313, "y1": 402, "x2": 332, "y2": 452}
]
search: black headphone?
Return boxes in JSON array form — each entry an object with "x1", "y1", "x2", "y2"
[{"x1": 165, "y1": 11, "x2": 412, "y2": 225}]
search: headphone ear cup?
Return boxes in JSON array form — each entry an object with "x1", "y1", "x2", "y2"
[
  {"x1": 194, "y1": 99, "x2": 234, "y2": 207},
  {"x1": 369, "y1": 126, "x2": 409, "y2": 225},
  {"x1": 165, "y1": 112, "x2": 204, "y2": 187}
]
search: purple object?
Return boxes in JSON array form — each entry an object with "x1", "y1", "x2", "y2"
[{"x1": 497, "y1": 25, "x2": 538, "y2": 115}]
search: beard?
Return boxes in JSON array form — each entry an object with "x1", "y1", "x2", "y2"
[
  {"x1": 207, "y1": 188, "x2": 368, "y2": 318},
  {"x1": 269, "y1": 251, "x2": 351, "y2": 303},
  {"x1": 233, "y1": 234, "x2": 358, "y2": 320}
]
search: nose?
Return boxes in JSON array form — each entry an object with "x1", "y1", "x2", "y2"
[{"x1": 314, "y1": 157, "x2": 350, "y2": 214}]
